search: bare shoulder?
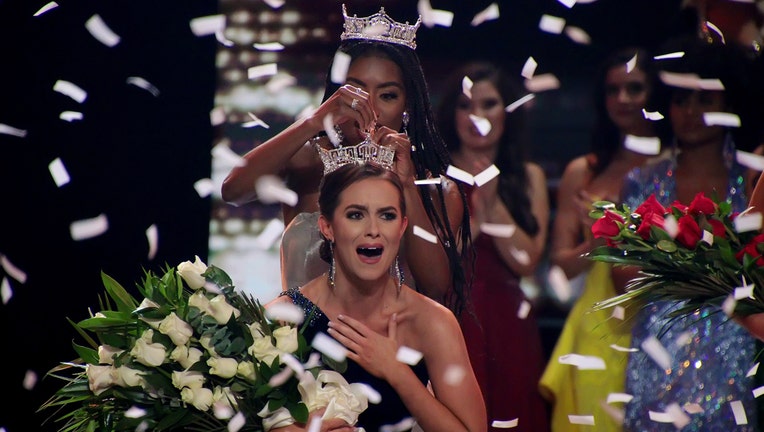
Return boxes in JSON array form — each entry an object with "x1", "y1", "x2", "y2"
[
  {"x1": 403, "y1": 287, "x2": 460, "y2": 335},
  {"x1": 525, "y1": 161, "x2": 547, "y2": 181},
  {"x1": 560, "y1": 155, "x2": 591, "y2": 181}
]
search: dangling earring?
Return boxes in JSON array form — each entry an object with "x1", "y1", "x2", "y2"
[
  {"x1": 332, "y1": 124, "x2": 345, "y2": 147},
  {"x1": 401, "y1": 111, "x2": 409, "y2": 135},
  {"x1": 328, "y1": 241, "x2": 336, "y2": 288},
  {"x1": 390, "y1": 256, "x2": 403, "y2": 294}
]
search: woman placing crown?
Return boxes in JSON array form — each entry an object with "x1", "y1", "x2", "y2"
[{"x1": 222, "y1": 5, "x2": 472, "y2": 315}]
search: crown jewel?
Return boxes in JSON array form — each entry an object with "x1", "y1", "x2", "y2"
[
  {"x1": 316, "y1": 134, "x2": 396, "y2": 175},
  {"x1": 340, "y1": 4, "x2": 421, "y2": 50}
]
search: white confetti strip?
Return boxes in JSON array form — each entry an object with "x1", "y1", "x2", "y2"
[
  {"x1": 517, "y1": 300, "x2": 531, "y2": 319},
  {"x1": 548, "y1": 265, "x2": 572, "y2": 303},
  {"x1": 146, "y1": 224, "x2": 158, "y2": 260},
  {"x1": 228, "y1": 412, "x2": 246, "y2": 432},
  {"x1": 59, "y1": 111, "x2": 83, "y2": 122},
  {"x1": 734, "y1": 212, "x2": 763, "y2": 232},
  {"x1": 469, "y1": 114, "x2": 492, "y2": 137},
  {"x1": 281, "y1": 353, "x2": 305, "y2": 375},
  {"x1": 734, "y1": 283, "x2": 755, "y2": 300},
  {"x1": 753, "y1": 386, "x2": 764, "y2": 398},
  {"x1": 211, "y1": 143, "x2": 246, "y2": 168},
  {"x1": 683, "y1": 403, "x2": 704, "y2": 414},
  {"x1": 331, "y1": 51, "x2": 351, "y2": 84},
  {"x1": 701, "y1": 230, "x2": 714, "y2": 245},
  {"x1": 703, "y1": 112, "x2": 741, "y2": 127},
  {"x1": 722, "y1": 294, "x2": 737, "y2": 316},
  {"x1": 254, "y1": 42, "x2": 285, "y2": 51},
  {"x1": 505, "y1": 94, "x2": 535, "y2": 112},
  {"x1": 663, "y1": 214, "x2": 678, "y2": 238},
  {"x1": 307, "y1": 416, "x2": 322, "y2": 432},
  {"x1": 443, "y1": 364, "x2": 466, "y2": 386},
  {"x1": 0, "y1": 123, "x2": 28, "y2": 138},
  {"x1": 659, "y1": 71, "x2": 724, "y2": 91},
  {"x1": 263, "y1": 0, "x2": 285, "y2": 8},
  {"x1": 650, "y1": 403, "x2": 690, "y2": 428},
  {"x1": 34, "y1": 1, "x2": 58, "y2": 16},
  {"x1": 568, "y1": 415, "x2": 595, "y2": 425},
  {"x1": 606, "y1": 393, "x2": 633, "y2": 404},
  {"x1": 253, "y1": 218, "x2": 285, "y2": 250},
  {"x1": 23, "y1": 370, "x2": 38, "y2": 390},
  {"x1": 210, "y1": 106, "x2": 226, "y2": 126},
  {"x1": 266, "y1": 303, "x2": 305, "y2": 324},
  {"x1": 747, "y1": 362, "x2": 760, "y2": 377},
  {"x1": 418, "y1": 0, "x2": 454, "y2": 28},
  {"x1": 194, "y1": 178, "x2": 215, "y2": 198},
  {"x1": 53, "y1": 80, "x2": 87, "y2": 103},
  {"x1": 412, "y1": 225, "x2": 438, "y2": 244},
  {"x1": 212, "y1": 402, "x2": 234, "y2": 419},
  {"x1": 311, "y1": 331, "x2": 347, "y2": 362},
  {"x1": 1, "y1": 277, "x2": 12, "y2": 305},
  {"x1": 414, "y1": 178, "x2": 442, "y2": 186},
  {"x1": 737, "y1": 150, "x2": 764, "y2": 171},
  {"x1": 609, "y1": 344, "x2": 638, "y2": 352},
  {"x1": 730, "y1": 400, "x2": 747, "y2": 424},
  {"x1": 71, "y1": 214, "x2": 109, "y2": 240},
  {"x1": 323, "y1": 114, "x2": 341, "y2": 147},
  {"x1": 248, "y1": 63, "x2": 278, "y2": 80},
  {"x1": 612, "y1": 306, "x2": 625, "y2": 320},
  {"x1": 190, "y1": 14, "x2": 225, "y2": 37},
  {"x1": 268, "y1": 367, "x2": 293, "y2": 387},
  {"x1": 641, "y1": 336, "x2": 671, "y2": 370},
  {"x1": 396, "y1": 346, "x2": 423, "y2": 365},
  {"x1": 564, "y1": 26, "x2": 591, "y2": 45},
  {"x1": 558, "y1": 353, "x2": 606, "y2": 370},
  {"x1": 356, "y1": 383, "x2": 382, "y2": 404},
  {"x1": 654, "y1": 51, "x2": 684, "y2": 60},
  {"x1": 524, "y1": 73, "x2": 560, "y2": 93},
  {"x1": 521, "y1": 57, "x2": 537, "y2": 80},
  {"x1": 85, "y1": 14, "x2": 121, "y2": 47},
  {"x1": 125, "y1": 406, "x2": 147, "y2": 418},
  {"x1": 474, "y1": 164, "x2": 500, "y2": 186},
  {"x1": 510, "y1": 246, "x2": 530, "y2": 265},
  {"x1": 642, "y1": 109, "x2": 664, "y2": 120},
  {"x1": 462, "y1": 76, "x2": 473, "y2": 98},
  {"x1": 624, "y1": 134, "x2": 661, "y2": 155},
  {"x1": 1, "y1": 255, "x2": 28, "y2": 283},
  {"x1": 126, "y1": 76, "x2": 160, "y2": 97},
  {"x1": 445, "y1": 165, "x2": 474, "y2": 185},
  {"x1": 539, "y1": 15, "x2": 566, "y2": 34},
  {"x1": 491, "y1": 418, "x2": 519, "y2": 428},
  {"x1": 265, "y1": 73, "x2": 297, "y2": 94},
  {"x1": 49, "y1": 157, "x2": 70, "y2": 187},
  {"x1": 558, "y1": 0, "x2": 577, "y2": 8},
  {"x1": 705, "y1": 21, "x2": 725, "y2": 43},
  {"x1": 215, "y1": 29, "x2": 234, "y2": 47},
  {"x1": 600, "y1": 401, "x2": 625, "y2": 424},
  {"x1": 480, "y1": 223, "x2": 516, "y2": 238},
  {"x1": 242, "y1": 112, "x2": 270, "y2": 129},
  {"x1": 471, "y1": 3, "x2": 499, "y2": 26}
]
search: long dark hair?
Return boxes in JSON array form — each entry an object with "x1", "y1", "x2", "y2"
[
  {"x1": 321, "y1": 39, "x2": 472, "y2": 315},
  {"x1": 437, "y1": 61, "x2": 539, "y2": 236}
]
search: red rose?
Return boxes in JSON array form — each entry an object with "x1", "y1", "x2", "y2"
[
  {"x1": 592, "y1": 210, "x2": 624, "y2": 240},
  {"x1": 736, "y1": 233, "x2": 764, "y2": 266},
  {"x1": 676, "y1": 214, "x2": 701, "y2": 248},
  {"x1": 634, "y1": 194, "x2": 666, "y2": 218},
  {"x1": 670, "y1": 200, "x2": 689, "y2": 214},
  {"x1": 688, "y1": 192, "x2": 716, "y2": 215},
  {"x1": 636, "y1": 211, "x2": 666, "y2": 240},
  {"x1": 707, "y1": 219, "x2": 726, "y2": 238}
]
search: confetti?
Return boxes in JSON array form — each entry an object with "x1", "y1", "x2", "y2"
[
  {"x1": 653, "y1": 51, "x2": 684, "y2": 60},
  {"x1": 626, "y1": 54, "x2": 638, "y2": 73},
  {"x1": 470, "y1": 3, "x2": 499, "y2": 26},
  {"x1": 210, "y1": 106, "x2": 226, "y2": 126},
  {"x1": 730, "y1": 400, "x2": 748, "y2": 425},
  {"x1": 356, "y1": 383, "x2": 382, "y2": 404},
  {"x1": 268, "y1": 367, "x2": 293, "y2": 387},
  {"x1": 648, "y1": 402, "x2": 690, "y2": 428},
  {"x1": 53, "y1": 80, "x2": 87, "y2": 103},
  {"x1": 212, "y1": 402, "x2": 234, "y2": 419},
  {"x1": 0, "y1": 123, "x2": 28, "y2": 138},
  {"x1": 248, "y1": 63, "x2": 278, "y2": 80},
  {"x1": 734, "y1": 212, "x2": 763, "y2": 232},
  {"x1": 567, "y1": 415, "x2": 595, "y2": 425},
  {"x1": 331, "y1": 51, "x2": 351, "y2": 84},
  {"x1": 474, "y1": 164, "x2": 500, "y2": 186},
  {"x1": 2, "y1": 255, "x2": 28, "y2": 283},
  {"x1": 611, "y1": 306, "x2": 625, "y2": 320},
  {"x1": 253, "y1": 218, "x2": 285, "y2": 250},
  {"x1": 659, "y1": 71, "x2": 724, "y2": 90},
  {"x1": 703, "y1": 112, "x2": 741, "y2": 127},
  {"x1": 747, "y1": 362, "x2": 760, "y2": 377},
  {"x1": 663, "y1": 214, "x2": 678, "y2": 238},
  {"x1": 506, "y1": 94, "x2": 535, "y2": 112},
  {"x1": 254, "y1": 42, "x2": 285, "y2": 51},
  {"x1": 524, "y1": 73, "x2": 560, "y2": 93},
  {"x1": 641, "y1": 336, "x2": 671, "y2": 370},
  {"x1": 624, "y1": 134, "x2": 661, "y2": 155},
  {"x1": 734, "y1": 283, "x2": 755, "y2": 300},
  {"x1": 462, "y1": 75, "x2": 473, "y2": 98},
  {"x1": 1, "y1": 277, "x2": 12, "y2": 305},
  {"x1": 642, "y1": 109, "x2": 664, "y2": 120},
  {"x1": 683, "y1": 403, "x2": 704, "y2": 414},
  {"x1": 412, "y1": 225, "x2": 438, "y2": 244},
  {"x1": 414, "y1": 178, "x2": 442, "y2": 186},
  {"x1": 736, "y1": 150, "x2": 764, "y2": 171},
  {"x1": 281, "y1": 353, "x2": 305, "y2": 375},
  {"x1": 539, "y1": 15, "x2": 566, "y2": 34},
  {"x1": 609, "y1": 344, "x2": 638, "y2": 352},
  {"x1": 705, "y1": 21, "x2": 726, "y2": 44},
  {"x1": 70, "y1": 214, "x2": 109, "y2": 240},
  {"x1": 491, "y1": 418, "x2": 518, "y2": 428},
  {"x1": 564, "y1": 26, "x2": 591, "y2": 45},
  {"x1": 480, "y1": 223, "x2": 516, "y2": 238},
  {"x1": 521, "y1": 57, "x2": 537, "y2": 79},
  {"x1": 33, "y1": 2, "x2": 58, "y2": 16},
  {"x1": 396, "y1": 346, "x2": 423, "y2": 365},
  {"x1": 557, "y1": 353, "x2": 606, "y2": 370},
  {"x1": 214, "y1": 29, "x2": 234, "y2": 47},
  {"x1": 323, "y1": 114, "x2": 341, "y2": 147},
  {"x1": 443, "y1": 364, "x2": 466, "y2": 386},
  {"x1": 311, "y1": 331, "x2": 347, "y2": 362},
  {"x1": 469, "y1": 115, "x2": 492, "y2": 137},
  {"x1": 722, "y1": 294, "x2": 737, "y2": 316},
  {"x1": 126, "y1": 76, "x2": 160, "y2": 97},
  {"x1": 265, "y1": 73, "x2": 297, "y2": 94},
  {"x1": 49, "y1": 157, "x2": 70, "y2": 187},
  {"x1": 228, "y1": 412, "x2": 246, "y2": 432},
  {"x1": 211, "y1": 143, "x2": 246, "y2": 169},
  {"x1": 265, "y1": 302, "x2": 305, "y2": 324},
  {"x1": 517, "y1": 300, "x2": 531, "y2": 319},
  {"x1": 599, "y1": 401, "x2": 625, "y2": 423},
  {"x1": 125, "y1": 406, "x2": 147, "y2": 418},
  {"x1": 85, "y1": 14, "x2": 121, "y2": 47},
  {"x1": 242, "y1": 112, "x2": 270, "y2": 129},
  {"x1": 418, "y1": 0, "x2": 454, "y2": 28},
  {"x1": 146, "y1": 224, "x2": 158, "y2": 260},
  {"x1": 23, "y1": 370, "x2": 38, "y2": 390},
  {"x1": 380, "y1": 417, "x2": 416, "y2": 432},
  {"x1": 194, "y1": 178, "x2": 215, "y2": 198},
  {"x1": 510, "y1": 246, "x2": 530, "y2": 265},
  {"x1": 606, "y1": 393, "x2": 633, "y2": 404},
  {"x1": 263, "y1": 0, "x2": 285, "y2": 8},
  {"x1": 445, "y1": 165, "x2": 474, "y2": 185},
  {"x1": 753, "y1": 386, "x2": 764, "y2": 398},
  {"x1": 59, "y1": 111, "x2": 83, "y2": 122},
  {"x1": 558, "y1": 0, "x2": 577, "y2": 7},
  {"x1": 189, "y1": 14, "x2": 225, "y2": 37},
  {"x1": 307, "y1": 416, "x2": 322, "y2": 432},
  {"x1": 547, "y1": 265, "x2": 572, "y2": 303}
]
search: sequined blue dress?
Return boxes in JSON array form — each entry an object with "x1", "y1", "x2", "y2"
[{"x1": 620, "y1": 144, "x2": 759, "y2": 431}]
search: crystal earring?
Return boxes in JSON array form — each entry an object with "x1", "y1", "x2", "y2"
[
  {"x1": 328, "y1": 241, "x2": 336, "y2": 288},
  {"x1": 401, "y1": 111, "x2": 409, "y2": 135},
  {"x1": 390, "y1": 256, "x2": 403, "y2": 294}
]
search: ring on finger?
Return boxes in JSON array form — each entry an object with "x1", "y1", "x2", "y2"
[{"x1": 350, "y1": 98, "x2": 359, "y2": 111}]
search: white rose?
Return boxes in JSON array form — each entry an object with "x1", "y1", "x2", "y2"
[
  {"x1": 171, "y1": 345, "x2": 204, "y2": 369},
  {"x1": 248, "y1": 335, "x2": 280, "y2": 366},
  {"x1": 199, "y1": 334, "x2": 217, "y2": 356},
  {"x1": 188, "y1": 291, "x2": 213, "y2": 314},
  {"x1": 177, "y1": 255, "x2": 208, "y2": 289},
  {"x1": 237, "y1": 361, "x2": 257, "y2": 381},
  {"x1": 208, "y1": 295, "x2": 240, "y2": 324},
  {"x1": 213, "y1": 386, "x2": 239, "y2": 410},
  {"x1": 181, "y1": 386, "x2": 214, "y2": 411},
  {"x1": 158, "y1": 312, "x2": 194, "y2": 346},
  {"x1": 97, "y1": 345, "x2": 124, "y2": 365},
  {"x1": 87, "y1": 364, "x2": 118, "y2": 395},
  {"x1": 115, "y1": 365, "x2": 144, "y2": 388},
  {"x1": 207, "y1": 357, "x2": 238, "y2": 379},
  {"x1": 130, "y1": 329, "x2": 167, "y2": 367},
  {"x1": 258, "y1": 405, "x2": 295, "y2": 432},
  {"x1": 172, "y1": 370, "x2": 205, "y2": 390},
  {"x1": 273, "y1": 326, "x2": 298, "y2": 353},
  {"x1": 298, "y1": 370, "x2": 368, "y2": 425}
]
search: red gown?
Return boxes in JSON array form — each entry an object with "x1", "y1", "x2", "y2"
[{"x1": 460, "y1": 221, "x2": 551, "y2": 431}]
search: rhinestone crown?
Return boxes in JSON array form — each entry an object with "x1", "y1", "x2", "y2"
[
  {"x1": 340, "y1": 4, "x2": 421, "y2": 50},
  {"x1": 316, "y1": 135, "x2": 396, "y2": 175}
]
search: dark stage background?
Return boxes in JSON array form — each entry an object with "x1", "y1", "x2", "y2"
[{"x1": 0, "y1": 0, "x2": 690, "y2": 430}]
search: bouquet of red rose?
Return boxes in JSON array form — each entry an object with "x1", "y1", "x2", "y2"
[{"x1": 586, "y1": 192, "x2": 764, "y2": 317}]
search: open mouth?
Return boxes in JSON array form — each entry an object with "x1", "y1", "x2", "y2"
[{"x1": 357, "y1": 246, "x2": 383, "y2": 257}]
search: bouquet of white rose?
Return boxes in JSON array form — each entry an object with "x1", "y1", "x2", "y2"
[{"x1": 40, "y1": 256, "x2": 368, "y2": 432}]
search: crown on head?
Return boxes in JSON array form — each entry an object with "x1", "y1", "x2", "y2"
[
  {"x1": 316, "y1": 135, "x2": 396, "y2": 175},
  {"x1": 340, "y1": 4, "x2": 421, "y2": 50}
]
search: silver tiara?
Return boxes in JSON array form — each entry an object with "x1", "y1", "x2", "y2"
[
  {"x1": 316, "y1": 135, "x2": 396, "y2": 175},
  {"x1": 340, "y1": 4, "x2": 421, "y2": 50}
]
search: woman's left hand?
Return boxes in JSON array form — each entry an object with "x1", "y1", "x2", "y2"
[
  {"x1": 373, "y1": 126, "x2": 414, "y2": 182},
  {"x1": 327, "y1": 313, "x2": 402, "y2": 380}
]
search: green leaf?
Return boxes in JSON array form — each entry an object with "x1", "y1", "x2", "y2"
[{"x1": 101, "y1": 271, "x2": 139, "y2": 313}]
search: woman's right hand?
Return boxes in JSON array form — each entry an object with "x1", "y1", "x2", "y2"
[{"x1": 309, "y1": 84, "x2": 377, "y2": 144}]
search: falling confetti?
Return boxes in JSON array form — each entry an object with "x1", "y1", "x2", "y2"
[
  {"x1": 48, "y1": 157, "x2": 70, "y2": 187},
  {"x1": 146, "y1": 224, "x2": 158, "y2": 260},
  {"x1": 53, "y1": 80, "x2": 87, "y2": 103},
  {"x1": 85, "y1": 14, "x2": 121, "y2": 47},
  {"x1": 396, "y1": 346, "x2": 423, "y2": 365},
  {"x1": 70, "y1": 213, "x2": 109, "y2": 241},
  {"x1": 126, "y1": 77, "x2": 160, "y2": 97},
  {"x1": 331, "y1": 51, "x2": 351, "y2": 84},
  {"x1": 471, "y1": 3, "x2": 500, "y2": 26},
  {"x1": 189, "y1": 14, "x2": 225, "y2": 37}
]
